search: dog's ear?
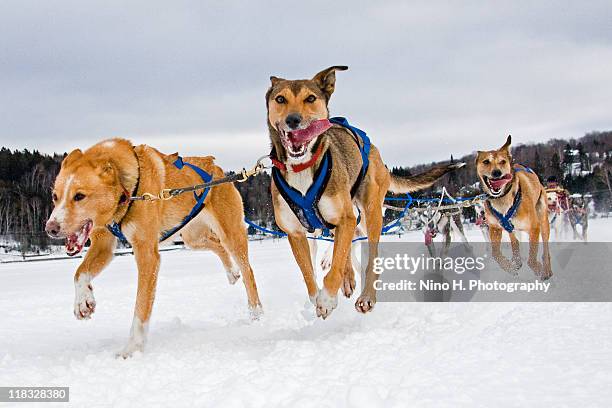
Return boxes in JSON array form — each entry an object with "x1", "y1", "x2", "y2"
[
  {"x1": 61, "y1": 149, "x2": 82, "y2": 168},
  {"x1": 270, "y1": 76, "x2": 284, "y2": 86},
  {"x1": 500, "y1": 135, "x2": 512, "y2": 154},
  {"x1": 474, "y1": 151, "x2": 483, "y2": 165},
  {"x1": 97, "y1": 161, "x2": 118, "y2": 183},
  {"x1": 312, "y1": 66, "x2": 348, "y2": 100}
]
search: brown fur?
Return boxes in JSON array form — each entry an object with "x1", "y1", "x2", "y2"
[
  {"x1": 47, "y1": 139, "x2": 262, "y2": 357},
  {"x1": 476, "y1": 136, "x2": 552, "y2": 279},
  {"x1": 266, "y1": 66, "x2": 462, "y2": 318}
]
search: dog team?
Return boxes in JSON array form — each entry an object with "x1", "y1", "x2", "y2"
[{"x1": 44, "y1": 66, "x2": 553, "y2": 357}]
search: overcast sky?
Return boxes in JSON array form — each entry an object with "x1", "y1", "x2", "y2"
[{"x1": 1, "y1": 1, "x2": 611, "y2": 169}]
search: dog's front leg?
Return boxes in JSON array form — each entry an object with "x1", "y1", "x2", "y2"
[
  {"x1": 509, "y1": 233, "x2": 522, "y2": 271},
  {"x1": 489, "y1": 226, "x2": 517, "y2": 275},
  {"x1": 117, "y1": 240, "x2": 160, "y2": 358},
  {"x1": 317, "y1": 214, "x2": 356, "y2": 319},
  {"x1": 74, "y1": 228, "x2": 117, "y2": 320}
]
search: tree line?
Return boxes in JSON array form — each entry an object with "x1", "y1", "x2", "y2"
[{"x1": 0, "y1": 131, "x2": 610, "y2": 252}]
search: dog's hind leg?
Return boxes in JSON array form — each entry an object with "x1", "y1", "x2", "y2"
[
  {"x1": 308, "y1": 238, "x2": 318, "y2": 279},
  {"x1": 527, "y1": 224, "x2": 544, "y2": 279},
  {"x1": 288, "y1": 233, "x2": 319, "y2": 305},
  {"x1": 355, "y1": 185, "x2": 386, "y2": 314},
  {"x1": 212, "y1": 213, "x2": 263, "y2": 318},
  {"x1": 74, "y1": 228, "x2": 117, "y2": 320},
  {"x1": 538, "y1": 196, "x2": 553, "y2": 279},
  {"x1": 183, "y1": 230, "x2": 241, "y2": 285}
]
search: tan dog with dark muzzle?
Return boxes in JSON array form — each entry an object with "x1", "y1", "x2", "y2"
[
  {"x1": 266, "y1": 66, "x2": 463, "y2": 318},
  {"x1": 476, "y1": 136, "x2": 552, "y2": 280},
  {"x1": 46, "y1": 139, "x2": 262, "y2": 357}
]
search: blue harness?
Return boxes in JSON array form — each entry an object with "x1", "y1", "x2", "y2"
[
  {"x1": 107, "y1": 156, "x2": 212, "y2": 244},
  {"x1": 485, "y1": 165, "x2": 534, "y2": 233},
  {"x1": 486, "y1": 187, "x2": 522, "y2": 233},
  {"x1": 271, "y1": 117, "x2": 371, "y2": 233}
]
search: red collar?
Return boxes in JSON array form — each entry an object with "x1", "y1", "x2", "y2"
[{"x1": 271, "y1": 144, "x2": 325, "y2": 173}]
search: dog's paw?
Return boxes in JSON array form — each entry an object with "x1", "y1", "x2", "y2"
[
  {"x1": 510, "y1": 258, "x2": 522, "y2": 272},
  {"x1": 249, "y1": 303, "x2": 263, "y2": 321},
  {"x1": 115, "y1": 342, "x2": 144, "y2": 359},
  {"x1": 315, "y1": 288, "x2": 338, "y2": 319},
  {"x1": 528, "y1": 260, "x2": 544, "y2": 278},
  {"x1": 355, "y1": 293, "x2": 376, "y2": 314},
  {"x1": 342, "y1": 273, "x2": 356, "y2": 298},
  {"x1": 74, "y1": 281, "x2": 96, "y2": 320},
  {"x1": 225, "y1": 266, "x2": 241, "y2": 285},
  {"x1": 497, "y1": 259, "x2": 519, "y2": 277}
]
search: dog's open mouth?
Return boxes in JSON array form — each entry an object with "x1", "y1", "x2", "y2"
[
  {"x1": 484, "y1": 174, "x2": 512, "y2": 196},
  {"x1": 279, "y1": 119, "x2": 331, "y2": 159},
  {"x1": 65, "y1": 220, "x2": 93, "y2": 256}
]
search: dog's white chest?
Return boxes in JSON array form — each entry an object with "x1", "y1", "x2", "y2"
[{"x1": 285, "y1": 170, "x2": 314, "y2": 195}]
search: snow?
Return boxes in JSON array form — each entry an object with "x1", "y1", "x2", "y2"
[{"x1": 1, "y1": 219, "x2": 611, "y2": 407}]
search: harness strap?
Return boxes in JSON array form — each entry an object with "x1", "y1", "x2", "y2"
[
  {"x1": 272, "y1": 151, "x2": 334, "y2": 233},
  {"x1": 486, "y1": 187, "x2": 522, "y2": 233},
  {"x1": 271, "y1": 117, "x2": 371, "y2": 233},
  {"x1": 107, "y1": 156, "x2": 212, "y2": 244},
  {"x1": 271, "y1": 143, "x2": 325, "y2": 173},
  {"x1": 514, "y1": 165, "x2": 534, "y2": 174},
  {"x1": 329, "y1": 117, "x2": 371, "y2": 197}
]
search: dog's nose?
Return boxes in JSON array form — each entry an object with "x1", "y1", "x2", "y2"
[
  {"x1": 45, "y1": 220, "x2": 61, "y2": 238},
  {"x1": 285, "y1": 113, "x2": 302, "y2": 130},
  {"x1": 492, "y1": 169, "x2": 502, "y2": 178}
]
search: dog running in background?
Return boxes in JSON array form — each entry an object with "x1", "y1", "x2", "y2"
[{"x1": 476, "y1": 136, "x2": 552, "y2": 280}]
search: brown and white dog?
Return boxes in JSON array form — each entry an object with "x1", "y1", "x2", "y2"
[
  {"x1": 476, "y1": 136, "x2": 552, "y2": 280},
  {"x1": 266, "y1": 66, "x2": 463, "y2": 318},
  {"x1": 45, "y1": 139, "x2": 262, "y2": 357}
]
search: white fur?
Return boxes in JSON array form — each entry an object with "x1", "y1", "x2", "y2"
[
  {"x1": 315, "y1": 287, "x2": 338, "y2": 318},
  {"x1": 50, "y1": 175, "x2": 74, "y2": 224},
  {"x1": 275, "y1": 196, "x2": 304, "y2": 234},
  {"x1": 74, "y1": 273, "x2": 95, "y2": 320},
  {"x1": 117, "y1": 317, "x2": 149, "y2": 358},
  {"x1": 101, "y1": 140, "x2": 116, "y2": 148},
  {"x1": 285, "y1": 169, "x2": 314, "y2": 195},
  {"x1": 317, "y1": 196, "x2": 340, "y2": 226}
]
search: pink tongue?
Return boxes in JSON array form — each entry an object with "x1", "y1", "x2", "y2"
[
  {"x1": 288, "y1": 119, "x2": 332, "y2": 145},
  {"x1": 489, "y1": 174, "x2": 512, "y2": 189}
]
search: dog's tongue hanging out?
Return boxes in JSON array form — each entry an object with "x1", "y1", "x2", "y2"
[
  {"x1": 488, "y1": 173, "x2": 513, "y2": 189},
  {"x1": 288, "y1": 119, "x2": 332, "y2": 145}
]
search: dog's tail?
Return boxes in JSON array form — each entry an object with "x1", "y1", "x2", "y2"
[{"x1": 388, "y1": 162, "x2": 465, "y2": 194}]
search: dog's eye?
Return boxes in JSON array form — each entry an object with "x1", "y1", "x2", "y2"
[
  {"x1": 305, "y1": 95, "x2": 316, "y2": 103},
  {"x1": 499, "y1": 159, "x2": 506, "y2": 165},
  {"x1": 52, "y1": 193, "x2": 58, "y2": 202},
  {"x1": 482, "y1": 159, "x2": 490, "y2": 165},
  {"x1": 74, "y1": 193, "x2": 86, "y2": 202},
  {"x1": 275, "y1": 95, "x2": 286, "y2": 104}
]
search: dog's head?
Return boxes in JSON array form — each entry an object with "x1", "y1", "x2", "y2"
[
  {"x1": 475, "y1": 135, "x2": 514, "y2": 198},
  {"x1": 546, "y1": 191, "x2": 559, "y2": 207},
  {"x1": 266, "y1": 65, "x2": 348, "y2": 161},
  {"x1": 45, "y1": 142, "x2": 131, "y2": 255}
]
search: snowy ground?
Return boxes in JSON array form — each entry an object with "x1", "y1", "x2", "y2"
[{"x1": 1, "y1": 219, "x2": 611, "y2": 407}]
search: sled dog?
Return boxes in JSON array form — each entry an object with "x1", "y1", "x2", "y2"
[
  {"x1": 46, "y1": 139, "x2": 262, "y2": 357},
  {"x1": 476, "y1": 136, "x2": 552, "y2": 280},
  {"x1": 266, "y1": 65, "x2": 463, "y2": 318}
]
